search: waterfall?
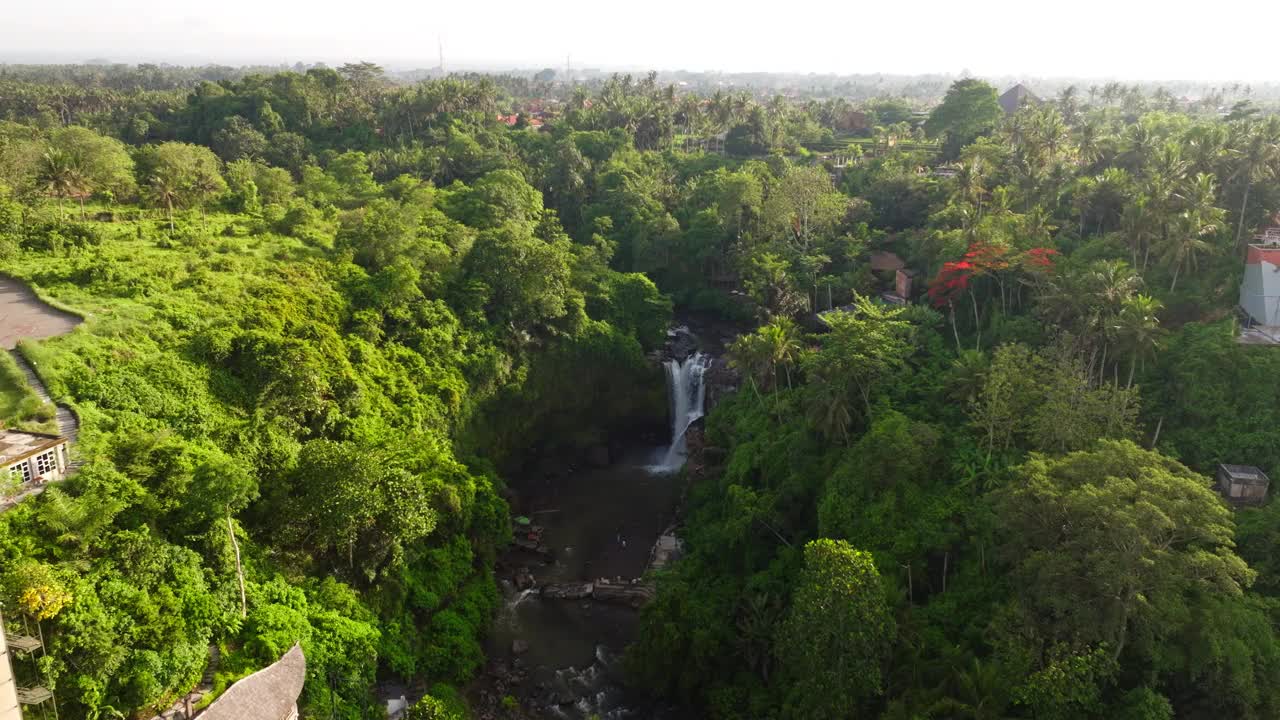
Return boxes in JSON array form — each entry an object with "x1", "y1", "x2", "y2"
[
  {"x1": 651, "y1": 352, "x2": 711, "y2": 473},
  {"x1": 506, "y1": 587, "x2": 536, "y2": 610}
]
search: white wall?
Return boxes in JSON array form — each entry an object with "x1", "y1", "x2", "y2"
[{"x1": 0, "y1": 614, "x2": 23, "y2": 720}]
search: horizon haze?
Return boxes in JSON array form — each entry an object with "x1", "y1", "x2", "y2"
[{"x1": 4, "y1": 0, "x2": 1279, "y2": 83}]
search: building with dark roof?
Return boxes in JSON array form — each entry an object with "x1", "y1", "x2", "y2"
[
  {"x1": 201, "y1": 644, "x2": 305, "y2": 720},
  {"x1": 999, "y1": 84, "x2": 1039, "y2": 115}
]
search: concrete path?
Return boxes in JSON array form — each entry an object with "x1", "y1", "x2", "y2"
[
  {"x1": 10, "y1": 351, "x2": 79, "y2": 445},
  {"x1": 0, "y1": 277, "x2": 80, "y2": 350}
]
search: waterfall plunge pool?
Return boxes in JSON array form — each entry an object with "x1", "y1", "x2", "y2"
[{"x1": 480, "y1": 326, "x2": 715, "y2": 719}]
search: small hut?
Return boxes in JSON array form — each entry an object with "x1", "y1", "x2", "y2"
[
  {"x1": 1216, "y1": 464, "x2": 1270, "y2": 505},
  {"x1": 202, "y1": 644, "x2": 306, "y2": 720}
]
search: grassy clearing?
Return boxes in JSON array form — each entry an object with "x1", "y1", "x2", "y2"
[{"x1": 0, "y1": 209, "x2": 319, "y2": 449}]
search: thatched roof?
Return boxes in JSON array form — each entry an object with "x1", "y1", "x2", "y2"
[
  {"x1": 869, "y1": 251, "x2": 906, "y2": 272},
  {"x1": 201, "y1": 644, "x2": 305, "y2": 720}
]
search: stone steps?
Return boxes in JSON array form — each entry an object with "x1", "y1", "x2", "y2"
[{"x1": 9, "y1": 349, "x2": 81, "y2": 471}]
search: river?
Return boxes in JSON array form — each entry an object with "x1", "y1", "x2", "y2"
[
  {"x1": 488, "y1": 449, "x2": 686, "y2": 718},
  {"x1": 479, "y1": 326, "x2": 722, "y2": 719}
]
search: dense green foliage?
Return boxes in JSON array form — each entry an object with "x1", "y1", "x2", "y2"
[
  {"x1": 625, "y1": 79, "x2": 1280, "y2": 720},
  {"x1": 0, "y1": 69, "x2": 679, "y2": 718},
  {"x1": 2, "y1": 63, "x2": 1280, "y2": 720}
]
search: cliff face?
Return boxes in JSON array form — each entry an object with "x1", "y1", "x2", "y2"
[{"x1": 703, "y1": 357, "x2": 740, "y2": 415}]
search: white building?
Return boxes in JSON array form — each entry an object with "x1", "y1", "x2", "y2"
[
  {"x1": 0, "y1": 612, "x2": 18, "y2": 720},
  {"x1": 1, "y1": 431, "x2": 69, "y2": 489},
  {"x1": 1, "y1": 611, "x2": 52, "y2": 720}
]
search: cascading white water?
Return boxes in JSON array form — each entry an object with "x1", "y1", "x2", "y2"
[{"x1": 650, "y1": 352, "x2": 711, "y2": 472}]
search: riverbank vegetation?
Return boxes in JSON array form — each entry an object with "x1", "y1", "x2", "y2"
[{"x1": 0, "y1": 62, "x2": 1279, "y2": 719}]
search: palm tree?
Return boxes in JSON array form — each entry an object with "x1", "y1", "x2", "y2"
[
  {"x1": 1162, "y1": 172, "x2": 1225, "y2": 291},
  {"x1": 728, "y1": 331, "x2": 773, "y2": 405},
  {"x1": 1119, "y1": 118, "x2": 1164, "y2": 175},
  {"x1": 953, "y1": 149, "x2": 990, "y2": 221},
  {"x1": 805, "y1": 375, "x2": 854, "y2": 441},
  {"x1": 1112, "y1": 294, "x2": 1165, "y2": 387},
  {"x1": 37, "y1": 148, "x2": 89, "y2": 221},
  {"x1": 1227, "y1": 116, "x2": 1280, "y2": 251},
  {"x1": 758, "y1": 317, "x2": 803, "y2": 390},
  {"x1": 734, "y1": 594, "x2": 780, "y2": 682},
  {"x1": 148, "y1": 173, "x2": 182, "y2": 233},
  {"x1": 1071, "y1": 175, "x2": 1097, "y2": 236},
  {"x1": 1184, "y1": 122, "x2": 1229, "y2": 177},
  {"x1": 947, "y1": 349, "x2": 989, "y2": 404},
  {"x1": 1086, "y1": 259, "x2": 1142, "y2": 371},
  {"x1": 1075, "y1": 114, "x2": 1111, "y2": 168},
  {"x1": 1088, "y1": 258, "x2": 1142, "y2": 309},
  {"x1": 924, "y1": 658, "x2": 1017, "y2": 720},
  {"x1": 1057, "y1": 85, "x2": 1081, "y2": 126}
]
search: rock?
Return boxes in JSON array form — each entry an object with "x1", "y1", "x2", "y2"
[
  {"x1": 511, "y1": 537, "x2": 549, "y2": 556},
  {"x1": 512, "y1": 639, "x2": 529, "y2": 655},
  {"x1": 702, "y1": 446, "x2": 729, "y2": 464},
  {"x1": 592, "y1": 578, "x2": 656, "y2": 607},
  {"x1": 540, "y1": 582, "x2": 594, "y2": 600},
  {"x1": 648, "y1": 534, "x2": 683, "y2": 571},
  {"x1": 685, "y1": 424, "x2": 706, "y2": 456},
  {"x1": 704, "y1": 357, "x2": 740, "y2": 412},
  {"x1": 586, "y1": 444, "x2": 610, "y2": 467},
  {"x1": 665, "y1": 325, "x2": 700, "y2": 362},
  {"x1": 514, "y1": 567, "x2": 535, "y2": 590}
]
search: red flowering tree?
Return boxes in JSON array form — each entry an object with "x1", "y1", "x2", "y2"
[
  {"x1": 928, "y1": 242, "x2": 1057, "y2": 350},
  {"x1": 1020, "y1": 246, "x2": 1059, "y2": 272}
]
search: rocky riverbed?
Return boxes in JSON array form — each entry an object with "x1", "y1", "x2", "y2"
[{"x1": 467, "y1": 318, "x2": 740, "y2": 719}]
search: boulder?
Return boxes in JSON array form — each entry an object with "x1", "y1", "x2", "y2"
[
  {"x1": 592, "y1": 578, "x2": 656, "y2": 608},
  {"x1": 511, "y1": 639, "x2": 529, "y2": 655},
  {"x1": 514, "y1": 567, "x2": 536, "y2": 590},
  {"x1": 648, "y1": 534, "x2": 684, "y2": 571},
  {"x1": 664, "y1": 325, "x2": 700, "y2": 362},
  {"x1": 540, "y1": 582, "x2": 594, "y2": 600}
]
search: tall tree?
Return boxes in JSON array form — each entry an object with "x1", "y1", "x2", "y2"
[
  {"x1": 1228, "y1": 116, "x2": 1280, "y2": 251},
  {"x1": 776, "y1": 539, "x2": 895, "y2": 719},
  {"x1": 993, "y1": 440, "x2": 1253, "y2": 663},
  {"x1": 1160, "y1": 172, "x2": 1225, "y2": 291},
  {"x1": 803, "y1": 297, "x2": 912, "y2": 432},
  {"x1": 925, "y1": 79, "x2": 1004, "y2": 159},
  {"x1": 139, "y1": 142, "x2": 226, "y2": 231},
  {"x1": 1111, "y1": 294, "x2": 1165, "y2": 387},
  {"x1": 39, "y1": 126, "x2": 135, "y2": 219}
]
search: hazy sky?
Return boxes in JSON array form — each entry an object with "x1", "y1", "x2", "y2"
[{"x1": 4, "y1": 0, "x2": 1278, "y2": 82}]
